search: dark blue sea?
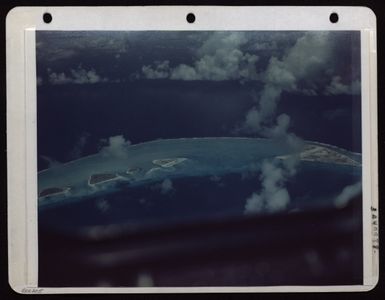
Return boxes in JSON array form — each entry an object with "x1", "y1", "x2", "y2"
[
  {"x1": 39, "y1": 161, "x2": 361, "y2": 234},
  {"x1": 37, "y1": 81, "x2": 361, "y2": 171}
]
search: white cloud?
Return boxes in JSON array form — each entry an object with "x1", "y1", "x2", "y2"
[
  {"x1": 325, "y1": 76, "x2": 361, "y2": 95},
  {"x1": 160, "y1": 178, "x2": 174, "y2": 194},
  {"x1": 100, "y1": 135, "x2": 131, "y2": 159},
  {"x1": 325, "y1": 76, "x2": 349, "y2": 95},
  {"x1": 44, "y1": 31, "x2": 358, "y2": 103},
  {"x1": 263, "y1": 113, "x2": 291, "y2": 138},
  {"x1": 171, "y1": 50, "x2": 258, "y2": 81},
  {"x1": 71, "y1": 67, "x2": 104, "y2": 84},
  {"x1": 69, "y1": 132, "x2": 90, "y2": 160},
  {"x1": 48, "y1": 70, "x2": 71, "y2": 85},
  {"x1": 251, "y1": 41, "x2": 278, "y2": 51},
  {"x1": 244, "y1": 193, "x2": 264, "y2": 213},
  {"x1": 334, "y1": 182, "x2": 362, "y2": 208},
  {"x1": 142, "y1": 32, "x2": 259, "y2": 81},
  {"x1": 48, "y1": 66, "x2": 108, "y2": 85},
  {"x1": 264, "y1": 57, "x2": 297, "y2": 90},
  {"x1": 239, "y1": 32, "x2": 335, "y2": 136},
  {"x1": 37, "y1": 32, "x2": 130, "y2": 62},
  {"x1": 244, "y1": 159, "x2": 292, "y2": 215},
  {"x1": 198, "y1": 31, "x2": 247, "y2": 56},
  {"x1": 282, "y1": 32, "x2": 332, "y2": 81},
  {"x1": 243, "y1": 107, "x2": 263, "y2": 133},
  {"x1": 96, "y1": 198, "x2": 110, "y2": 213},
  {"x1": 170, "y1": 64, "x2": 198, "y2": 80},
  {"x1": 142, "y1": 60, "x2": 170, "y2": 79},
  {"x1": 268, "y1": 188, "x2": 290, "y2": 212}
]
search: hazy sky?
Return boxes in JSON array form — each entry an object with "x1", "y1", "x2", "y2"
[
  {"x1": 36, "y1": 31, "x2": 361, "y2": 168},
  {"x1": 36, "y1": 31, "x2": 360, "y2": 91}
]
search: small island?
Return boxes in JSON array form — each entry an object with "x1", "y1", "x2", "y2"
[{"x1": 88, "y1": 173, "x2": 119, "y2": 186}]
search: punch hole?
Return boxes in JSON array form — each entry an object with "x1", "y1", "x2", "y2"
[
  {"x1": 329, "y1": 12, "x2": 338, "y2": 23},
  {"x1": 43, "y1": 12, "x2": 52, "y2": 24},
  {"x1": 186, "y1": 13, "x2": 195, "y2": 24}
]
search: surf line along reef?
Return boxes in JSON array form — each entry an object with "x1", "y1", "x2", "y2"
[{"x1": 37, "y1": 137, "x2": 361, "y2": 211}]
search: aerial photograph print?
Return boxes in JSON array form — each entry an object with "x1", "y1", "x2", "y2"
[{"x1": 36, "y1": 30, "x2": 363, "y2": 287}]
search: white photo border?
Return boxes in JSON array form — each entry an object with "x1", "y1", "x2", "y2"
[{"x1": 6, "y1": 6, "x2": 378, "y2": 294}]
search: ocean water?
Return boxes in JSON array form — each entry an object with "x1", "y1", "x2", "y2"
[
  {"x1": 37, "y1": 81, "x2": 361, "y2": 171},
  {"x1": 39, "y1": 161, "x2": 361, "y2": 234}
]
